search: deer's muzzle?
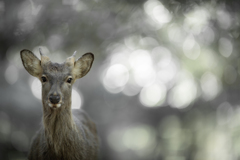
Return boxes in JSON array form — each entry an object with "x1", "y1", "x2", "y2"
[
  {"x1": 49, "y1": 94, "x2": 60, "y2": 104},
  {"x1": 48, "y1": 93, "x2": 62, "y2": 108}
]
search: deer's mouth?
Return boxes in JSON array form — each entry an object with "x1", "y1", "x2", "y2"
[
  {"x1": 47, "y1": 94, "x2": 62, "y2": 108},
  {"x1": 48, "y1": 103, "x2": 62, "y2": 108}
]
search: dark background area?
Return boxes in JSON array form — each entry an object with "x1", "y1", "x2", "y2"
[{"x1": 1, "y1": 0, "x2": 240, "y2": 160}]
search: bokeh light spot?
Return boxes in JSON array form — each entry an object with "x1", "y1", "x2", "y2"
[
  {"x1": 169, "y1": 77, "x2": 197, "y2": 109},
  {"x1": 107, "y1": 129, "x2": 126, "y2": 153},
  {"x1": 152, "y1": 5, "x2": 172, "y2": 24},
  {"x1": 5, "y1": 64, "x2": 19, "y2": 85},
  {"x1": 124, "y1": 35, "x2": 141, "y2": 50},
  {"x1": 29, "y1": 77, "x2": 41, "y2": 100},
  {"x1": 217, "y1": 9, "x2": 232, "y2": 29},
  {"x1": 152, "y1": 46, "x2": 172, "y2": 68},
  {"x1": 183, "y1": 7, "x2": 210, "y2": 34},
  {"x1": 122, "y1": 83, "x2": 141, "y2": 96},
  {"x1": 144, "y1": 0, "x2": 172, "y2": 26},
  {"x1": 110, "y1": 52, "x2": 129, "y2": 67},
  {"x1": 122, "y1": 125, "x2": 156, "y2": 155},
  {"x1": 108, "y1": 125, "x2": 156, "y2": 156},
  {"x1": 200, "y1": 26, "x2": 215, "y2": 45},
  {"x1": 217, "y1": 102, "x2": 233, "y2": 125},
  {"x1": 129, "y1": 50, "x2": 152, "y2": 69},
  {"x1": 133, "y1": 67, "x2": 156, "y2": 87},
  {"x1": 72, "y1": 88, "x2": 82, "y2": 109},
  {"x1": 62, "y1": 0, "x2": 79, "y2": 5},
  {"x1": 140, "y1": 37, "x2": 159, "y2": 48},
  {"x1": 183, "y1": 34, "x2": 201, "y2": 60},
  {"x1": 103, "y1": 64, "x2": 129, "y2": 93},
  {"x1": 201, "y1": 72, "x2": 221, "y2": 101},
  {"x1": 168, "y1": 25, "x2": 183, "y2": 44},
  {"x1": 218, "y1": 38, "x2": 232, "y2": 58},
  {"x1": 140, "y1": 83, "x2": 166, "y2": 107},
  {"x1": 129, "y1": 50, "x2": 156, "y2": 87}
]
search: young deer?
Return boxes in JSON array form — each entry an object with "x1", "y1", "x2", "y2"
[{"x1": 20, "y1": 49, "x2": 99, "y2": 160}]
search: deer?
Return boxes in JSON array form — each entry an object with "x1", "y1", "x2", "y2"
[{"x1": 20, "y1": 49, "x2": 99, "y2": 160}]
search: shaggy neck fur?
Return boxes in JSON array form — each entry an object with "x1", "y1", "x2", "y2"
[{"x1": 42, "y1": 102, "x2": 78, "y2": 156}]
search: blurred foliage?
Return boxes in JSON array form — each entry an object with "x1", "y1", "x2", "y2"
[{"x1": 1, "y1": 0, "x2": 240, "y2": 160}]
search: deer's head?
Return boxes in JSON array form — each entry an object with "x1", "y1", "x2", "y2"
[{"x1": 20, "y1": 49, "x2": 94, "y2": 110}]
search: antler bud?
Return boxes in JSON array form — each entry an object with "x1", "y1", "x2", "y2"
[
  {"x1": 65, "y1": 51, "x2": 77, "y2": 66},
  {"x1": 73, "y1": 51, "x2": 77, "y2": 57},
  {"x1": 39, "y1": 48, "x2": 50, "y2": 65},
  {"x1": 39, "y1": 48, "x2": 43, "y2": 56}
]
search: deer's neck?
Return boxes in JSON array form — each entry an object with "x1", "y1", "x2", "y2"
[{"x1": 43, "y1": 105, "x2": 78, "y2": 155}]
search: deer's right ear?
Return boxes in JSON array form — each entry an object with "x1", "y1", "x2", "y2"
[{"x1": 20, "y1": 49, "x2": 42, "y2": 77}]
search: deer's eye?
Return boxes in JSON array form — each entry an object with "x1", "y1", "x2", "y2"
[
  {"x1": 67, "y1": 78, "x2": 72, "y2": 83},
  {"x1": 41, "y1": 76, "x2": 47, "y2": 82}
]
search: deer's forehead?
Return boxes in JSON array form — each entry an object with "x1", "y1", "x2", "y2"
[{"x1": 42, "y1": 62, "x2": 72, "y2": 76}]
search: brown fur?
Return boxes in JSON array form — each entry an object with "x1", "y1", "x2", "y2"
[
  {"x1": 20, "y1": 49, "x2": 98, "y2": 160},
  {"x1": 28, "y1": 109, "x2": 99, "y2": 160}
]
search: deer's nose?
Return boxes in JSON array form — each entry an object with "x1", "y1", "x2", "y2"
[{"x1": 49, "y1": 94, "x2": 60, "y2": 104}]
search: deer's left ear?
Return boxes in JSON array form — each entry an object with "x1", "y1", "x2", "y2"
[
  {"x1": 20, "y1": 49, "x2": 42, "y2": 77},
  {"x1": 72, "y1": 53, "x2": 94, "y2": 79}
]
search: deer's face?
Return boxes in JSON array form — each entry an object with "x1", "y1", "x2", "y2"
[
  {"x1": 20, "y1": 49, "x2": 94, "y2": 109},
  {"x1": 40, "y1": 62, "x2": 74, "y2": 108}
]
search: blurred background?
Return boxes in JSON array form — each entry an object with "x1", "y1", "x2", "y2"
[{"x1": 1, "y1": 0, "x2": 240, "y2": 159}]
